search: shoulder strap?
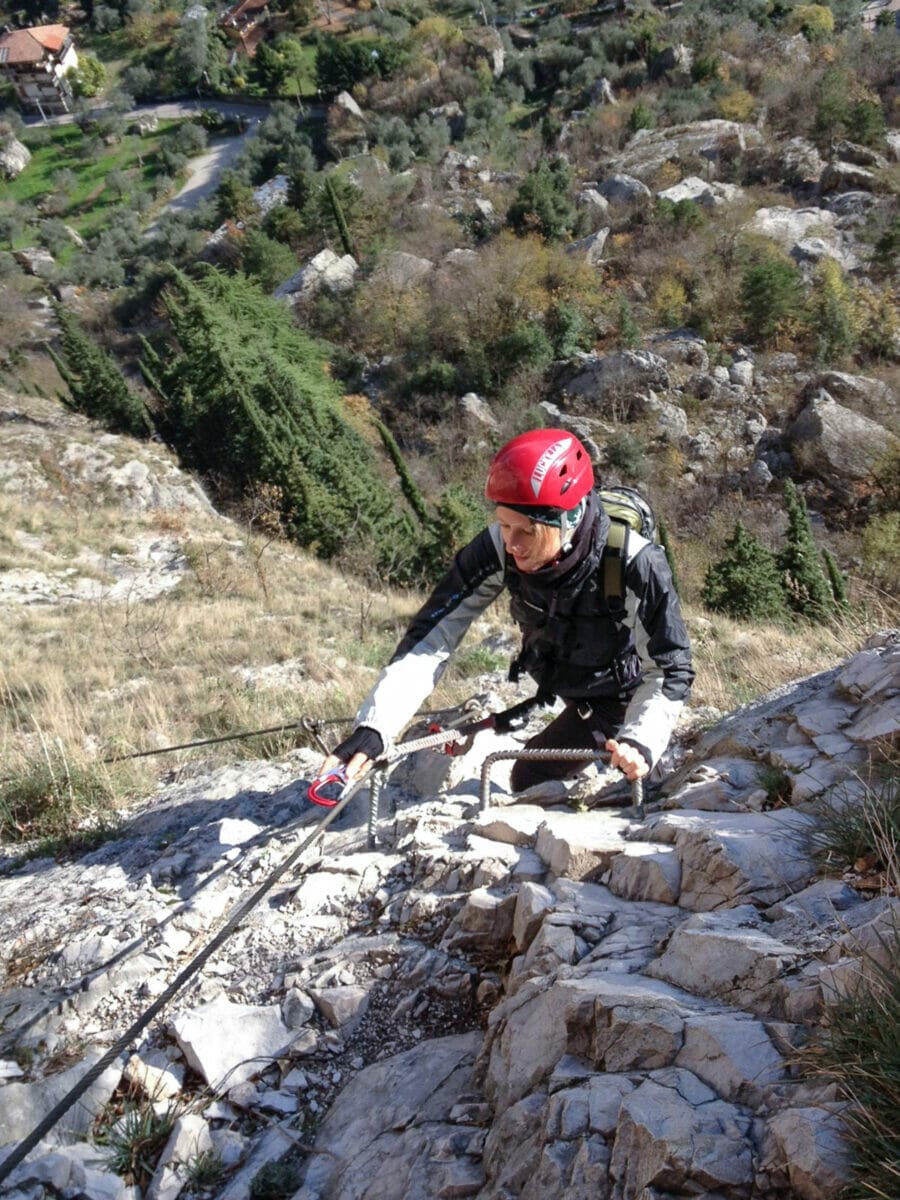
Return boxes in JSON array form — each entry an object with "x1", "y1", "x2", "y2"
[{"x1": 602, "y1": 520, "x2": 629, "y2": 615}]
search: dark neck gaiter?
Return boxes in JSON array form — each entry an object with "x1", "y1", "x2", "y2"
[{"x1": 512, "y1": 490, "x2": 609, "y2": 592}]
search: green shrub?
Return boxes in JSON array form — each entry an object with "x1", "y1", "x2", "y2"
[
  {"x1": 0, "y1": 748, "x2": 120, "y2": 847},
  {"x1": 250, "y1": 1160, "x2": 303, "y2": 1199},
  {"x1": 656, "y1": 197, "x2": 704, "y2": 230},
  {"x1": 861, "y1": 512, "x2": 900, "y2": 589},
  {"x1": 605, "y1": 431, "x2": 648, "y2": 480},
  {"x1": 628, "y1": 101, "x2": 655, "y2": 132},
  {"x1": 493, "y1": 322, "x2": 554, "y2": 373},
  {"x1": 614, "y1": 296, "x2": 642, "y2": 350},
  {"x1": 702, "y1": 520, "x2": 788, "y2": 621},
  {"x1": 315, "y1": 33, "x2": 408, "y2": 93},
  {"x1": 506, "y1": 158, "x2": 575, "y2": 242},
  {"x1": 785, "y1": 3, "x2": 834, "y2": 40},
  {"x1": 67, "y1": 53, "x2": 107, "y2": 98},
  {"x1": 814, "y1": 67, "x2": 886, "y2": 149},
  {"x1": 740, "y1": 254, "x2": 803, "y2": 345},
  {"x1": 240, "y1": 229, "x2": 298, "y2": 293},
  {"x1": 547, "y1": 301, "x2": 593, "y2": 358},
  {"x1": 405, "y1": 359, "x2": 457, "y2": 396},
  {"x1": 414, "y1": 483, "x2": 485, "y2": 583},
  {"x1": 98, "y1": 1101, "x2": 178, "y2": 1190},
  {"x1": 806, "y1": 259, "x2": 857, "y2": 366}
]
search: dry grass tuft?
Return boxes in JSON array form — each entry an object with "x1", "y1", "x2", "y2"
[{"x1": 808, "y1": 751, "x2": 900, "y2": 1200}]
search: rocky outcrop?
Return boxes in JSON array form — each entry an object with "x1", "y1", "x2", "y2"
[
  {"x1": 564, "y1": 227, "x2": 610, "y2": 266},
  {"x1": 747, "y1": 207, "x2": 861, "y2": 273},
  {"x1": 657, "y1": 175, "x2": 744, "y2": 207},
  {"x1": 0, "y1": 390, "x2": 218, "y2": 605},
  {"x1": 608, "y1": 120, "x2": 765, "y2": 182},
  {"x1": 0, "y1": 635, "x2": 897, "y2": 1198},
  {"x1": 557, "y1": 350, "x2": 670, "y2": 413},
  {"x1": 0, "y1": 132, "x2": 30, "y2": 180},
  {"x1": 785, "y1": 394, "x2": 899, "y2": 483},
  {"x1": 274, "y1": 248, "x2": 359, "y2": 301}
]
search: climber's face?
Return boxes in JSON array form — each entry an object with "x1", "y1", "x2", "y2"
[{"x1": 495, "y1": 506, "x2": 562, "y2": 573}]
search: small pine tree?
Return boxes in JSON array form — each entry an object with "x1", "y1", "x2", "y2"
[
  {"x1": 822, "y1": 548, "x2": 849, "y2": 610},
  {"x1": 703, "y1": 521, "x2": 787, "y2": 622},
  {"x1": 415, "y1": 484, "x2": 485, "y2": 583},
  {"x1": 50, "y1": 306, "x2": 152, "y2": 438},
  {"x1": 615, "y1": 296, "x2": 642, "y2": 350},
  {"x1": 506, "y1": 158, "x2": 575, "y2": 242},
  {"x1": 807, "y1": 259, "x2": 856, "y2": 366},
  {"x1": 740, "y1": 254, "x2": 803, "y2": 346},
  {"x1": 778, "y1": 480, "x2": 834, "y2": 620}
]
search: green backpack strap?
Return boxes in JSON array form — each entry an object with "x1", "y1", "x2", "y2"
[{"x1": 602, "y1": 519, "x2": 629, "y2": 616}]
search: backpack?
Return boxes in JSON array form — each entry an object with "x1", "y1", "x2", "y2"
[{"x1": 597, "y1": 486, "x2": 657, "y2": 615}]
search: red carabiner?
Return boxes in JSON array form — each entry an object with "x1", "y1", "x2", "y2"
[{"x1": 307, "y1": 766, "x2": 349, "y2": 807}]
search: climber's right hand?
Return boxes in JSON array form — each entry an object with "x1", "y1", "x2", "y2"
[{"x1": 320, "y1": 725, "x2": 385, "y2": 783}]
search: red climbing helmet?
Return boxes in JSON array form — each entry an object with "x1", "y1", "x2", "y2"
[{"x1": 485, "y1": 429, "x2": 594, "y2": 513}]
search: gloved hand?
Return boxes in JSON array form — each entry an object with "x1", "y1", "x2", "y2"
[{"x1": 320, "y1": 726, "x2": 384, "y2": 782}]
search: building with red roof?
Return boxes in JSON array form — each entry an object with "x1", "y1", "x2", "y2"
[
  {"x1": 219, "y1": 0, "x2": 270, "y2": 59},
  {"x1": 0, "y1": 24, "x2": 78, "y2": 116}
]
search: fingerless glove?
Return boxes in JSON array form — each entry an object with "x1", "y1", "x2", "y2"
[{"x1": 331, "y1": 725, "x2": 384, "y2": 763}]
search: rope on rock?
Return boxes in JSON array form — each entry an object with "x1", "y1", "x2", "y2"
[{"x1": 0, "y1": 772, "x2": 369, "y2": 1186}]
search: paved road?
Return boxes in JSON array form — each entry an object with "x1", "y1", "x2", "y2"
[
  {"x1": 166, "y1": 117, "x2": 263, "y2": 214},
  {"x1": 23, "y1": 97, "x2": 273, "y2": 128}
]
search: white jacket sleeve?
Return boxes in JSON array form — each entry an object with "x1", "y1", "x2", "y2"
[{"x1": 355, "y1": 526, "x2": 506, "y2": 750}]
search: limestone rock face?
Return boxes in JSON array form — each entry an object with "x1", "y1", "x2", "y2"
[
  {"x1": 0, "y1": 1052, "x2": 122, "y2": 1145},
  {"x1": 610, "y1": 119, "x2": 764, "y2": 181},
  {"x1": 274, "y1": 248, "x2": 359, "y2": 300},
  {"x1": 747, "y1": 206, "x2": 860, "y2": 271},
  {"x1": 558, "y1": 350, "x2": 670, "y2": 409},
  {"x1": 297, "y1": 1033, "x2": 483, "y2": 1199},
  {"x1": 13, "y1": 247, "x2": 56, "y2": 278},
  {"x1": 171, "y1": 995, "x2": 296, "y2": 1089},
  {"x1": 565, "y1": 227, "x2": 610, "y2": 266},
  {"x1": 596, "y1": 172, "x2": 652, "y2": 206},
  {"x1": 2, "y1": 639, "x2": 896, "y2": 1200}
]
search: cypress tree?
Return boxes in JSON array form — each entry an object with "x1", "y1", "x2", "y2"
[
  {"x1": 703, "y1": 521, "x2": 787, "y2": 622},
  {"x1": 141, "y1": 268, "x2": 421, "y2": 578},
  {"x1": 324, "y1": 173, "x2": 356, "y2": 259},
  {"x1": 822, "y1": 548, "x2": 849, "y2": 610},
  {"x1": 778, "y1": 480, "x2": 834, "y2": 620},
  {"x1": 50, "y1": 305, "x2": 152, "y2": 438},
  {"x1": 658, "y1": 517, "x2": 682, "y2": 597},
  {"x1": 375, "y1": 418, "x2": 429, "y2": 525}
]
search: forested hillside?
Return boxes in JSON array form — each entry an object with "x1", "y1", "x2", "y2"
[{"x1": 1, "y1": 0, "x2": 897, "y2": 604}]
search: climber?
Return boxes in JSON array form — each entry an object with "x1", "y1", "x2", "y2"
[{"x1": 320, "y1": 429, "x2": 694, "y2": 795}]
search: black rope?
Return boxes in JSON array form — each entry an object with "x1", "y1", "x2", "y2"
[
  {"x1": 0, "y1": 773, "x2": 370, "y2": 1186},
  {"x1": 101, "y1": 716, "x2": 353, "y2": 764}
]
